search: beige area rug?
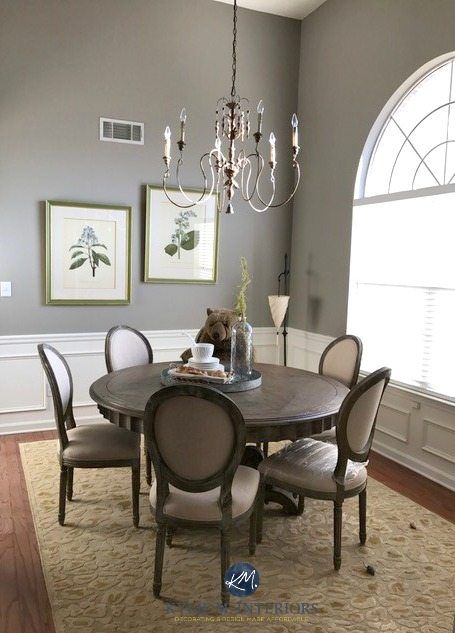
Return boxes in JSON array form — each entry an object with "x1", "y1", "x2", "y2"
[{"x1": 20, "y1": 440, "x2": 454, "y2": 633}]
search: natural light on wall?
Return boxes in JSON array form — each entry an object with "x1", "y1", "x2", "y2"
[{"x1": 348, "y1": 55, "x2": 455, "y2": 401}]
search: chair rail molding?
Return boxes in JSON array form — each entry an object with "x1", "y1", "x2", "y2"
[
  {"x1": 0, "y1": 327, "x2": 279, "y2": 435},
  {"x1": 287, "y1": 327, "x2": 455, "y2": 491}
]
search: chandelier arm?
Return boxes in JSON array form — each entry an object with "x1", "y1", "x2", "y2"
[
  {"x1": 255, "y1": 162, "x2": 301, "y2": 208},
  {"x1": 174, "y1": 155, "x2": 208, "y2": 204},
  {"x1": 216, "y1": 183, "x2": 226, "y2": 213},
  {"x1": 162, "y1": 153, "x2": 218, "y2": 209},
  {"x1": 240, "y1": 152, "x2": 264, "y2": 202},
  {"x1": 162, "y1": 177, "x2": 199, "y2": 209},
  {"x1": 246, "y1": 176, "x2": 276, "y2": 213},
  {"x1": 240, "y1": 156, "x2": 255, "y2": 201}
]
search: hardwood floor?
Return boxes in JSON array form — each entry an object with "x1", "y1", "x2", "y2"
[
  {"x1": 0, "y1": 430, "x2": 453, "y2": 633},
  {"x1": 0, "y1": 431, "x2": 56, "y2": 633}
]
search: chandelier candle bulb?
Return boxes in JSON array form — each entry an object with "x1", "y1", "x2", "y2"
[
  {"x1": 164, "y1": 126, "x2": 171, "y2": 160},
  {"x1": 291, "y1": 113, "x2": 299, "y2": 148},
  {"x1": 179, "y1": 108, "x2": 187, "y2": 144},
  {"x1": 269, "y1": 132, "x2": 276, "y2": 165},
  {"x1": 257, "y1": 100, "x2": 264, "y2": 134}
]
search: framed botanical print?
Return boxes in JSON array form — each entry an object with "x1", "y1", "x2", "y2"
[
  {"x1": 46, "y1": 200, "x2": 131, "y2": 305},
  {"x1": 144, "y1": 185, "x2": 219, "y2": 284}
]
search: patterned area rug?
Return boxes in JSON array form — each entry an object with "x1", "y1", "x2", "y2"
[{"x1": 20, "y1": 440, "x2": 454, "y2": 633}]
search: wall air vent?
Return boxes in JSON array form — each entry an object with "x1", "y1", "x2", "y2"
[{"x1": 99, "y1": 117, "x2": 144, "y2": 145}]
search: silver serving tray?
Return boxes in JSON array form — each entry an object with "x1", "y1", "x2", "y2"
[{"x1": 160, "y1": 367, "x2": 262, "y2": 392}]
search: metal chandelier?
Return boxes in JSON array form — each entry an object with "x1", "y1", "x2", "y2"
[{"x1": 161, "y1": 0, "x2": 301, "y2": 214}]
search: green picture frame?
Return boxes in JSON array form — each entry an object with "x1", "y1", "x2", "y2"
[
  {"x1": 144, "y1": 185, "x2": 220, "y2": 284},
  {"x1": 45, "y1": 200, "x2": 132, "y2": 305}
]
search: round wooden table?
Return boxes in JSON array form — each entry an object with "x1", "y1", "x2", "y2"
[
  {"x1": 90, "y1": 362, "x2": 348, "y2": 514},
  {"x1": 90, "y1": 362, "x2": 348, "y2": 443}
]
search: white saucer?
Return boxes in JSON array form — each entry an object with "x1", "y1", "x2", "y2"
[{"x1": 188, "y1": 357, "x2": 223, "y2": 371}]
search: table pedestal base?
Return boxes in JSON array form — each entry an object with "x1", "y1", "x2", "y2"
[
  {"x1": 241, "y1": 445, "x2": 301, "y2": 515},
  {"x1": 265, "y1": 487, "x2": 302, "y2": 515}
]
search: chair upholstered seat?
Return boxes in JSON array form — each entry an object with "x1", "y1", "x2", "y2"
[
  {"x1": 150, "y1": 465, "x2": 260, "y2": 522},
  {"x1": 61, "y1": 423, "x2": 140, "y2": 463},
  {"x1": 310, "y1": 426, "x2": 337, "y2": 444},
  {"x1": 258, "y1": 438, "x2": 367, "y2": 494}
]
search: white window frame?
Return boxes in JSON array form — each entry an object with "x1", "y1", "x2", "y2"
[{"x1": 350, "y1": 51, "x2": 455, "y2": 405}]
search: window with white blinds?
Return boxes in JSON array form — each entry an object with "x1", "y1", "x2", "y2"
[{"x1": 348, "y1": 55, "x2": 455, "y2": 401}]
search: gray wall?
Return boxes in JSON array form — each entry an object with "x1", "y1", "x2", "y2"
[
  {"x1": 0, "y1": 0, "x2": 300, "y2": 335},
  {"x1": 290, "y1": 0, "x2": 455, "y2": 335}
]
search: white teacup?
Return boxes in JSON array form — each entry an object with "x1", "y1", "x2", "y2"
[{"x1": 191, "y1": 343, "x2": 214, "y2": 361}]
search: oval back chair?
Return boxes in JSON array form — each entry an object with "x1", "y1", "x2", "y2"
[
  {"x1": 105, "y1": 325, "x2": 153, "y2": 373},
  {"x1": 38, "y1": 343, "x2": 140, "y2": 527},
  {"x1": 144, "y1": 384, "x2": 260, "y2": 606},
  {"x1": 319, "y1": 334, "x2": 363, "y2": 389},
  {"x1": 258, "y1": 366, "x2": 391, "y2": 570}
]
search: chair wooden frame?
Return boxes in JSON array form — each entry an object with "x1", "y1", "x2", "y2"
[
  {"x1": 144, "y1": 384, "x2": 260, "y2": 606},
  {"x1": 38, "y1": 343, "x2": 140, "y2": 527},
  {"x1": 105, "y1": 325, "x2": 154, "y2": 486},
  {"x1": 257, "y1": 367, "x2": 391, "y2": 570}
]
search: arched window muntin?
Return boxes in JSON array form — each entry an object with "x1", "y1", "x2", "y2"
[
  {"x1": 355, "y1": 52, "x2": 455, "y2": 201},
  {"x1": 349, "y1": 53, "x2": 455, "y2": 402}
]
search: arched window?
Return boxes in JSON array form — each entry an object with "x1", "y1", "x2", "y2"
[{"x1": 348, "y1": 54, "x2": 455, "y2": 401}]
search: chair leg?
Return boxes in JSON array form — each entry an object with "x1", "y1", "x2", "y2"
[
  {"x1": 145, "y1": 449, "x2": 152, "y2": 486},
  {"x1": 256, "y1": 482, "x2": 266, "y2": 545},
  {"x1": 131, "y1": 465, "x2": 140, "y2": 528},
  {"x1": 249, "y1": 508, "x2": 257, "y2": 555},
  {"x1": 220, "y1": 528, "x2": 230, "y2": 607},
  {"x1": 359, "y1": 487, "x2": 367, "y2": 545},
  {"x1": 166, "y1": 526, "x2": 175, "y2": 548},
  {"x1": 297, "y1": 495, "x2": 305, "y2": 515},
  {"x1": 263, "y1": 442, "x2": 269, "y2": 458},
  {"x1": 153, "y1": 523, "x2": 166, "y2": 598},
  {"x1": 67, "y1": 467, "x2": 74, "y2": 501},
  {"x1": 58, "y1": 466, "x2": 68, "y2": 525},
  {"x1": 333, "y1": 500, "x2": 343, "y2": 571}
]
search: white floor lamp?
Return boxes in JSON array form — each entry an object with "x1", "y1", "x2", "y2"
[
  {"x1": 268, "y1": 295, "x2": 290, "y2": 365},
  {"x1": 268, "y1": 254, "x2": 290, "y2": 366}
]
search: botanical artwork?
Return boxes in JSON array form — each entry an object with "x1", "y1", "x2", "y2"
[
  {"x1": 164, "y1": 209, "x2": 199, "y2": 259},
  {"x1": 46, "y1": 201, "x2": 131, "y2": 305},
  {"x1": 145, "y1": 186, "x2": 219, "y2": 284},
  {"x1": 69, "y1": 226, "x2": 111, "y2": 277}
]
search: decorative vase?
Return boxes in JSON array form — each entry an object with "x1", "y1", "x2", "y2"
[{"x1": 230, "y1": 317, "x2": 253, "y2": 377}]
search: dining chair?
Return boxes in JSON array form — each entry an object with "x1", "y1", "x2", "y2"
[
  {"x1": 311, "y1": 334, "x2": 363, "y2": 443},
  {"x1": 144, "y1": 384, "x2": 261, "y2": 606},
  {"x1": 257, "y1": 366, "x2": 391, "y2": 570},
  {"x1": 105, "y1": 325, "x2": 153, "y2": 373},
  {"x1": 105, "y1": 325, "x2": 154, "y2": 485},
  {"x1": 38, "y1": 343, "x2": 141, "y2": 527}
]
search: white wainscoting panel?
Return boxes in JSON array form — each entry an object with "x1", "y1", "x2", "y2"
[
  {"x1": 287, "y1": 328, "x2": 455, "y2": 491},
  {"x1": 0, "y1": 327, "x2": 278, "y2": 435}
]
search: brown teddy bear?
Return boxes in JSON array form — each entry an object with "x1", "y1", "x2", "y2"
[{"x1": 181, "y1": 308, "x2": 239, "y2": 365}]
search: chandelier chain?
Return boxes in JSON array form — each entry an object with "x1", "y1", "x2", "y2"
[{"x1": 231, "y1": 0, "x2": 237, "y2": 98}]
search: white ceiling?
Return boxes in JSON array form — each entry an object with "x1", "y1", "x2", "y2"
[{"x1": 212, "y1": 0, "x2": 327, "y2": 20}]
